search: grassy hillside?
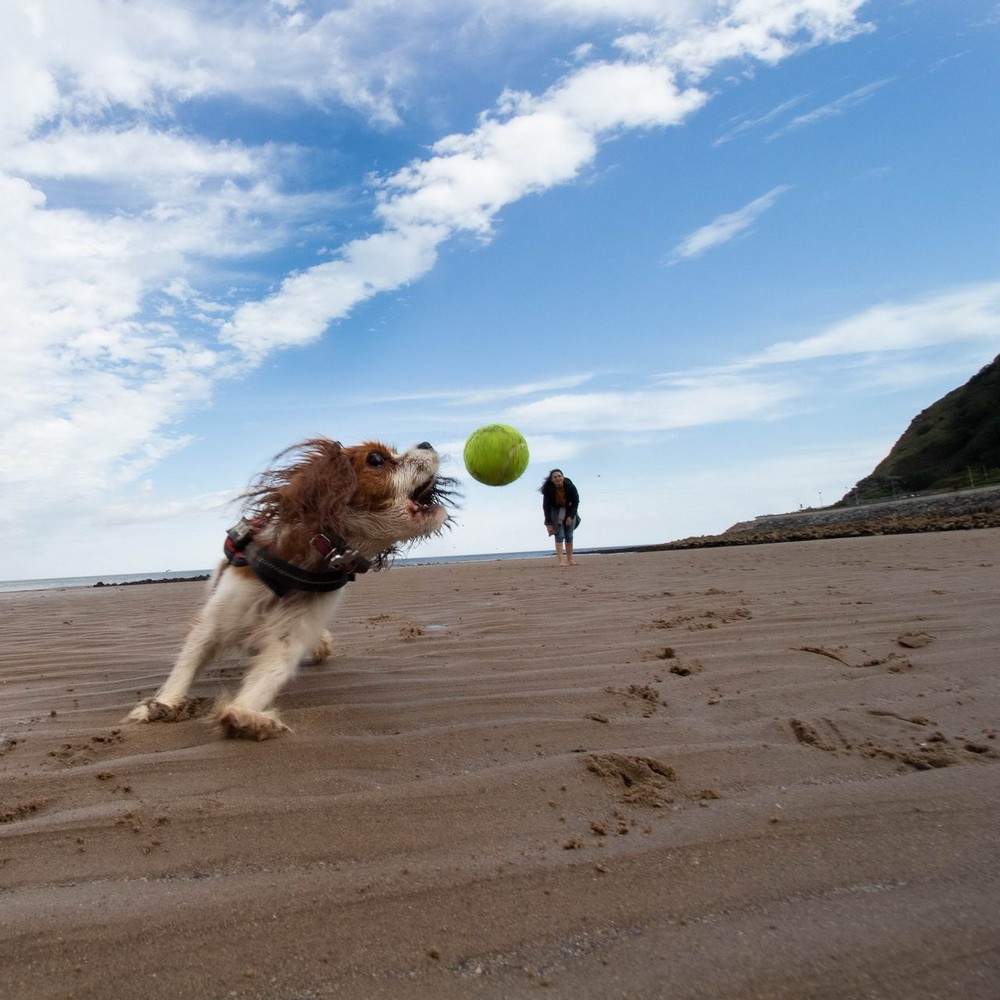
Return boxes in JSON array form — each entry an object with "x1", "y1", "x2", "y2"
[{"x1": 846, "y1": 354, "x2": 1000, "y2": 501}]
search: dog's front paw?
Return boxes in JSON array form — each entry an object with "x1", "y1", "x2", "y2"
[
  {"x1": 125, "y1": 698, "x2": 210, "y2": 724},
  {"x1": 126, "y1": 701, "x2": 155, "y2": 723},
  {"x1": 214, "y1": 701, "x2": 291, "y2": 740}
]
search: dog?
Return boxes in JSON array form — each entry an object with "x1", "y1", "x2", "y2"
[{"x1": 126, "y1": 438, "x2": 454, "y2": 739}]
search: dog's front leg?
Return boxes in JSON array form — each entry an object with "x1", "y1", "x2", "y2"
[
  {"x1": 213, "y1": 636, "x2": 306, "y2": 739},
  {"x1": 126, "y1": 618, "x2": 219, "y2": 723}
]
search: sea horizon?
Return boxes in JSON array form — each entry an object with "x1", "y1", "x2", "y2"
[{"x1": 0, "y1": 550, "x2": 561, "y2": 594}]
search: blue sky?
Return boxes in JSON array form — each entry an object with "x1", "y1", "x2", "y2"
[{"x1": 2, "y1": 0, "x2": 999, "y2": 579}]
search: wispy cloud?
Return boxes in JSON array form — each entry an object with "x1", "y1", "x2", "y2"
[
  {"x1": 481, "y1": 282, "x2": 1000, "y2": 438},
  {"x1": 974, "y1": 3, "x2": 1000, "y2": 28},
  {"x1": 371, "y1": 374, "x2": 598, "y2": 405},
  {"x1": 767, "y1": 78, "x2": 895, "y2": 139},
  {"x1": 666, "y1": 185, "x2": 792, "y2": 264},
  {"x1": 504, "y1": 371, "x2": 803, "y2": 433},
  {"x1": 746, "y1": 282, "x2": 1000, "y2": 364},
  {"x1": 713, "y1": 95, "x2": 809, "y2": 146}
]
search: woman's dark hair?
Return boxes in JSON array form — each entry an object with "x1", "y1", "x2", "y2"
[{"x1": 539, "y1": 469, "x2": 563, "y2": 492}]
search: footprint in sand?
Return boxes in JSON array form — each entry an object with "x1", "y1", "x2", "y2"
[
  {"x1": 585, "y1": 752, "x2": 677, "y2": 807},
  {"x1": 788, "y1": 715, "x2": 995, "y2": 770},
  {"x1": 897, "y1": 632, "x2": 934, "y2": 648}
]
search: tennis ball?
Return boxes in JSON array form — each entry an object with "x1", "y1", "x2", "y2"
[{"x1": 463, "y1": 424, "x2": 530, "y2": 486}]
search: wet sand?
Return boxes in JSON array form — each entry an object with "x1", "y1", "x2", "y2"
[{"x1": 2, "y1": 531, "x2": 999, "y2": 999}]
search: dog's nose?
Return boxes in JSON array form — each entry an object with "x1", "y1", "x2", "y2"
[{"x1": 416, "y1": 441, "x2": 434, "y2": 451}]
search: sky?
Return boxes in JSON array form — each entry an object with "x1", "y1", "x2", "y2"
[{"x1": 2, "y1": 0, "x2": 1000, "y2": 580}]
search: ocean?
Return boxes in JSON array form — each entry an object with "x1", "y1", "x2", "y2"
[{"x1": 0, "y1": 550, "x2": 556, "y2": 594}]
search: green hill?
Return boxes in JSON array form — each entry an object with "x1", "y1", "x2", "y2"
[{"x1": 845, "y1": 353, "x2": 1000, "y2": 502}]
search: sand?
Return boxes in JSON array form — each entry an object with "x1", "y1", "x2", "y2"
[{"x1": 2, "y1": 531, "x2": 999, "y2": 999}]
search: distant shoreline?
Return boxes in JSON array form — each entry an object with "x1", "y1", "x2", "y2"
[
  {"x1": 3, "y1": 495, "x2": 998, "y2": 595},
  {"x1": 97, "y1": 505, "x2": 1000, "y2": 586}
]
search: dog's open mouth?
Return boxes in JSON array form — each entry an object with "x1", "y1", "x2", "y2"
[{"x1": 407, "y1": 474, "x2": 459, "y2": 519}]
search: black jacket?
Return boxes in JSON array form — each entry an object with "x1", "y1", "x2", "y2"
[{"x1": 541, "y1": 477, "x2": 580, "y2": 526}]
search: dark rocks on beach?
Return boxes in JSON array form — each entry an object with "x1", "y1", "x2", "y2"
[
  {"x1": 659, "y1": 486, "x2": 1000, "y2": 551},
  {"x1": 93, "y1": 575, "x2": 209, "y2": 588},
  {"x1": 569, "y1": 488, "x2": 999, "y2": 558}
]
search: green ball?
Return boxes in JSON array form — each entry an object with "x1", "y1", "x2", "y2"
[{"x1": 463, "y1": 424, "x2": 530, "y2": 486}]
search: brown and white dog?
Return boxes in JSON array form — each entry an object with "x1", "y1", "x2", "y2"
[{"x1": 126, "y1": 438, "x2": 454, "y2": 739}]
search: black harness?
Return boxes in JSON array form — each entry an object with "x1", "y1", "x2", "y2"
[{"x1": 224, "y1": 519, "x2": 374, "y2": 598}]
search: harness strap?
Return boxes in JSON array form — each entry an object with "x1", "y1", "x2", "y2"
[{"x1": 224, "y1": 522, "x2": 364, "y2": 598}]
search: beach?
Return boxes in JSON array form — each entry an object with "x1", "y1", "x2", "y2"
[{"x1": 2, "y1": 531, "x2": 999, "y2": 999}]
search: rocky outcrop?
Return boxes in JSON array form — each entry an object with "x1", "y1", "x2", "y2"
[{"x1": 657, "y1": 486, "x2": 1000, "y2": 551}]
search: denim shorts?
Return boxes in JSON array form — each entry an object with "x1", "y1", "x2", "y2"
[{"x1": 552, "y1": 508, "x2": 575, "y2": 543}]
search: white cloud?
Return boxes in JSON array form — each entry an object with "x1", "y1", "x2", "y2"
[
  {"x1": 625, "y1": 0, "x2": 872, "y2": 76},
  {"x1": 2, "y1": 125, "x2": 271, "y2": 191},
  {"x1": 377, "y1": 112, "x2": 601, "y2": 235},
  {"x1": 1, "y1": 1, "x2": 423, "y2": 137},
  {"x1": 749, "y1": 282, "x2": 1000, "y2": 364},
  {"x1": 667, "y1": 185, "x2": 792, "y2": 263},
  {"x1": 528, "y1": 0, "x2": 701, "y2": 19},
  {"x1": 220, "y1": 225, "x2": 447, "y2": 356},
  {"x1": 378, "y1": 64, "x2": 704, "y2": 236}
]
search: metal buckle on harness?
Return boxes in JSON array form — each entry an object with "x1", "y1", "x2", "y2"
[
  {"x1": 311, "y1": 533, "x2": 371, "y2": 574},
  {"x1": 227, "y1": 519, "x2": 256, "y2": 550},
  {"x1": 330, "y1": 550, "x2": 370, "y2": 572}
]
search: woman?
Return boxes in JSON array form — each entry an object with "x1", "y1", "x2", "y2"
[{"x1": 540, "y1": 469, "x2": 580, "y2": 566}]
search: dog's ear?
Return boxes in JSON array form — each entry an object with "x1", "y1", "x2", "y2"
[
  {"x1": 243, "y1": 438, "x2": 357, "y2": 535},
  {"x1": 287, "y1": 439, "x2": 358, "y2": 531}
]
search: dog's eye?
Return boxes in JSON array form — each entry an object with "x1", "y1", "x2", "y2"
[{"x1": 366, "y1": 452, "x2": 386, "y2": 468}]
